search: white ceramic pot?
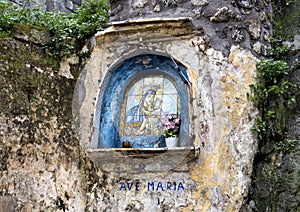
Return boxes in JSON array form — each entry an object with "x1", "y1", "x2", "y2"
[{"x1": 165, "y1": 137, "x2": 178, "y2": 148}]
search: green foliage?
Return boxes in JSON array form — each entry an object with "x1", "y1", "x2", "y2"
[
  {"x1": 274, "y1": 139, "x2": 298, "y2": 152},
  {"x1": 256, "y1": 60, "x2": 288, "y2": 85},
  {"x1": 72, "y1": 0, "x2": 109, "y2": 39},
  {"x1": 0, "y1": 0, "x2": 109, "y2": 58},
  {"x1": 249, "y1": 39, "x2": 299, "y2": 152},
  {"x1": 269, "y1": 38, "x2": 290, "y2": 61},
  {"x1": 273, "y1": 1, "x2": 300, "y2": 39},
  {"x1": 251, "y1": 116, "x2": 267, "y2": 140}
]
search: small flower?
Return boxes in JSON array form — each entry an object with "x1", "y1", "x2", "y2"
[
  {"x1": 162, "y1": 114, "x2": 181, "y2": 138},
  {"x1": 174, "y1": 118, "x2": 180, "y2": 124},
  {"x1": 170, "y1": 122, "x2": 176, "y2": 127}
]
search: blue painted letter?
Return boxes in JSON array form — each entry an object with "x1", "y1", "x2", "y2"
[
  {"x1": 120, "y1": 182, "x2": 126, "y2": 191},
  {"x1": 178, "y1": 182, "x2": 184, "y2": 191},
  {"x1": 127, "y1": 182, "x2": 133, "y2": 191},
  {"x1": 148, "y1": 182, "x2": 154, "y2": 191},
  {"x1": 156, "y1": 182, "x2": 164, "y2": 191},
  {"x1": 166, "y1": 182, "x2": 172, "y2": 190},
  {"x1": 136, "y1": 182, "x2": 140, "y2": 191}
]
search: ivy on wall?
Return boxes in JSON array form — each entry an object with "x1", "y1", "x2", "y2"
[
  {"x1": 249, "y1": 39, "x2": 300, "y2": 152},
  {"x1": 0, "y1": 0, "x2": 109, "y2": 58}
]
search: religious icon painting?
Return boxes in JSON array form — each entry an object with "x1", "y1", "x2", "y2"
[{"x1": 121, "y1": 75, "x2": 180, "y2": 138}]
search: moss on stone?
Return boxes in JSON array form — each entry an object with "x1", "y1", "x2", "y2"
[{"x1": 273, "y1": 1, "x2": 300, "y2": 39}]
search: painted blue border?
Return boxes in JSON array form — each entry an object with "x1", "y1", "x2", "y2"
[{"x1": 97, "y1": 54, "x2": 190, "y2": 148}]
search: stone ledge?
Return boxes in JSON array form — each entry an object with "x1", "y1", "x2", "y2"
[
  {"x1": 95, "y1": 17, "x2": 197, "y2": 39},
  {"x1": 108, "y1": 17, "x2": 193, "y2": 26},
  {"x1": 87, "y1": 147, "x2": 199, "y2": 174}
]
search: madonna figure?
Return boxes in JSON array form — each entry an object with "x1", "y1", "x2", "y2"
[{"x1": 126, "y1": 89, "x2": 156, "y2": 123}]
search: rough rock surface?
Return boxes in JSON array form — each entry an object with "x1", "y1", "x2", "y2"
[
  {"x1": 9, "y1": 0, "x2": 82, "y2": 13},
  {"x1": 109, "y1": 0, "x2": 272, "y2": 56},
  {"x1": 247, "y1": 1, "x2": 300, "y2": 211}
]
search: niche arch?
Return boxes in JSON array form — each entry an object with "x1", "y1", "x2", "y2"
[{"x1": 91, "y1": 53, "x2": 192, "y2": 149}]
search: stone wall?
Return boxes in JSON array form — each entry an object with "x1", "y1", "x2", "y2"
[
  {"x1": 0, "y1": 27, "x2": 87, "y2": 210},
  {"x1": 109, "y1": 0, "x2": 272, "y2": 57},
  {"x1": 247, "y1": 1, "x2": 300, "y2": 211},
  {"x1": 0, "y1": 0, "x2": 280, "y2": 211},
  {"x1": 10, "y1": 0, "x2": 82, "y2": 13},
  {"x1": 0, "y1": 21, "x2": 97, "y2": 209},
  {"x1": 78, "y1": 26, "x2": 259, "y2": 210}
]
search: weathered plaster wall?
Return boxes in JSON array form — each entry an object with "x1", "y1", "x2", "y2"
[
  {"x1": 75, "y1": 18, "x2": 258, "y2": 211},
  {"x1": 0, "y1": 30, "x2": 88, "y2": 210},
  {"x1": 75, "y1": 1, "x2": 265, "y2": 210}
]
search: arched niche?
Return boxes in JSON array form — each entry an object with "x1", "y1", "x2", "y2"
[{"x1": 91, "y1": 54, "x2": 191, "y2": 149}]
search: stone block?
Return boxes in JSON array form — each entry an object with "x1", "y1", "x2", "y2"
[{"x1": 11, "y1": 24, "x2": 51, "y2": 45}]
